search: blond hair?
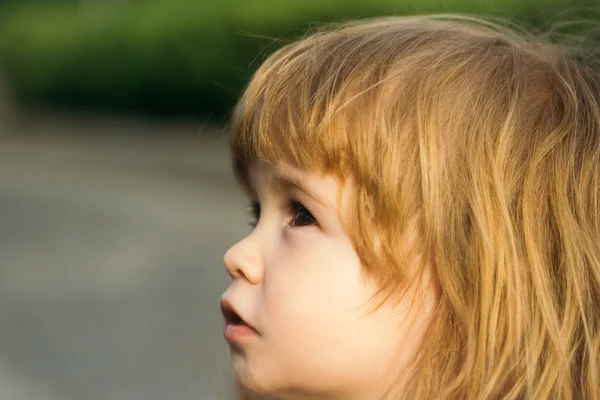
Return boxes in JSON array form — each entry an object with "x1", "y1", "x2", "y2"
[{"x1": 227, "y1": 14, "x2": 600, "y2": 399}]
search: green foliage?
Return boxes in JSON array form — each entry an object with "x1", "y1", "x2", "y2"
[{"x1": 0, "y1": 0, "x2": 597, "y2": 119}]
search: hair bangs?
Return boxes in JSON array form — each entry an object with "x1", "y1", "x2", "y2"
[{"x1": 227, "y1": 30, "x2": 390, "y2": 194}]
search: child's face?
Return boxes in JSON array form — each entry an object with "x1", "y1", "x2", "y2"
[{"x1": 221, "y1": 161, "x2": 437, "y2": 400}]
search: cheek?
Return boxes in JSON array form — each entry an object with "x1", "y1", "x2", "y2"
[{"x1": 263, "y1": 231, "x2": 368, "y2": 331}]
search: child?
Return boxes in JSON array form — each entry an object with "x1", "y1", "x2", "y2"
[{"x1": 220, "y1": 14, "x2": 600, "y2": 399}]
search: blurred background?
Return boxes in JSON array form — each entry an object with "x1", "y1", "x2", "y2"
[{"x1": 0, "y1": 1, "x2": 598, "y2": 399}]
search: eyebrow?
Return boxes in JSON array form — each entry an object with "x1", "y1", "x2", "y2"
[{"x1": 250, "y1": 170, "x2": 335, "y2": 211}]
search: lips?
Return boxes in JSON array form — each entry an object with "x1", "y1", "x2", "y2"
[{"x1": 220, "y1": 298, "x2": 258, "y2": 332}]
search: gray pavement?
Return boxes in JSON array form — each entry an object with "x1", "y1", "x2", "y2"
[{"x1": 0, "y1": 114, "x2": 250, "y2": 400}]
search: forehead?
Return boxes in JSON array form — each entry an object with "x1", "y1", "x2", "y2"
[
  {"x1": 249, "y1": 161, "x2": 303, "y2": 188},
  {"x1": 248, "y1": 161, "x2": 347, "y2": 211}
]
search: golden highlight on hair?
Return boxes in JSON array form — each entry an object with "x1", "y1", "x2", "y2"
[{"x1": 227, "y1": 14, "x2": 600, "y2": 399}]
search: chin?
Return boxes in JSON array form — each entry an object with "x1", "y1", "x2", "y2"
[
  {"x1": 230, "y1": 355, "x2": 332, "y2": 400},
  {"x1": 232, "y1": 368, "x2": 309, "y2": 400},
  {"x1": 231, "y1": 356, "x2": 274, "y2": 398}
]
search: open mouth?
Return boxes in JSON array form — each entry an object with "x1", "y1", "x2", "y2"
[
  {"x1": 224, "y1": 308, "x2": 246, "y2": 325},
  {"x1": 220, "y1": 300, "x2": 254, "y2": 329},
  {"x1": 220, "y1": 299, "x2": 259, "y2": 342}
]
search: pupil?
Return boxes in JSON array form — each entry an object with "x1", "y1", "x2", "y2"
[{"x1": 294, "y1": 212, "x2": 310, "y2": 226}]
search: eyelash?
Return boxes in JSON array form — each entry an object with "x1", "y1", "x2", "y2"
[{"x1": 246, "y1": 199, "x2": 317, "y2": 229}]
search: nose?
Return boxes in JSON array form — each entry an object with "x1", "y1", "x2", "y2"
[{"x1": 223, "y1": 235, "x2": 263, "y2": 284}]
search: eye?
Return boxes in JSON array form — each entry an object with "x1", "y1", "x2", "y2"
[
  {"x1": 245, "y1": 200, "x2": 317, "y2": 228},
  {"x1": 246, "y1": 201, "x2": 260, "y2": 228},
  {"x1": 286, "y1": 200, "x2": 317, "y2": 227}
]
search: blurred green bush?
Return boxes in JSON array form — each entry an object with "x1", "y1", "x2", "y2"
[{"x1": 0, "y1": 0, "x2": 597, "y2": 120}]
